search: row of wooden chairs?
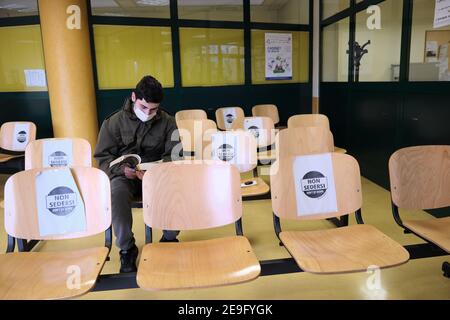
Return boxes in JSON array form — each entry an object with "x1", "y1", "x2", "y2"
[
  {"x1": 1, "y1": 131, "x2": 449, "y2": 298},
  {"x1": 0, "y1": 127, "x2": 450, "y2": 298},
  {"x1": 175, "y1": 104, "x2": 281, "y2": 130},
  {"x1": 175, "y1": 105, "x2": 330, "y2": 131}
]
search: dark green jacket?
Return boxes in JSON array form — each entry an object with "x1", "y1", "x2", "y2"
[{"x1": 94, "y1": 100, "x2": 182, "y2": 179}]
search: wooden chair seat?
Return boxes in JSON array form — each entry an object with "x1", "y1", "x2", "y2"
[
  {"x1": 137, "y1": 236, "x2": 260, "y2": 291},
  {"x1": 404, "y1": 217, "x2": 450, "y2": 253},
  {"x1": 334, "y1": 147, "x2": 347, "y2": 154},
  {"x1": 280, "y1": 224, "x2": 409, "y2": 274},
  {"x1": 0, "y1": 153, "x2": 23, "y2": 163},
  {"x1": 0, "y1": 247, "x2": 109, "y2": 300},
  {"x1": 241, "y1": 177, "x2": 270, "y2": 197}
]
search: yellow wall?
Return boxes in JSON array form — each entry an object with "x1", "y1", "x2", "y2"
[
  {"x1": 0, "y1": 25, "x2": 47, "y2": 92},
  {"x1": 93, "y1": 25, "x2": 174, "y2": 89},
  {"x1": 251, "y1": 30, "x2": 309, "y2": 84},
  {"x1": 179, "y1": 27, "x2": 245, "y2": 87}
]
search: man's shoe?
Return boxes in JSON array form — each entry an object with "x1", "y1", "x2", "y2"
[
  {"x1": 119, "y1": 245, "x2": 138, "y2": 273},
  {"x1": 159, "y1": 235, "x2": 179, "y2": 243}
]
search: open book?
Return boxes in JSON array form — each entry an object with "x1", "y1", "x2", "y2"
[{"x1": 109, "y1": 154, "x2": 162, "y2": 171}]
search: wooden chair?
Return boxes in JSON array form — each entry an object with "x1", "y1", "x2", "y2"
[
  {"x1": 175, "y1": 109, "x2": 208, "y2": 125},
  {"x1": 0, "y1": 167, "x2": 112, "y2": 299},
  {"x1": 137, "y1": 162, "x2": 260, "y2": 290},
  {"x1": 205, "y1": 130, "x2": 270, "y2": 198},
  {"x1": 389, "y1": 145, "x2": 450, "y2": 277},
  {"x1": 25, "y1": 138, "x2": 92, "y2": 169},
  {"x1": 275, "y1": 126, "x2": 334, "y2": 160},
  {"x1": 215, "y1": 106, "x2": 245, "y2": 131},
  {"x1": 0, "y1": 122, "x2": 37, "y2": 164},
  {"x1": 288, "y1": 114, "x2": 330, "y2": 130},
  {"x1": 287, "y1": 114, "x2": 346, "y2": 154},
  {"x1": 176, "y1": 119, "x2": 217, "y2": 160},
  {"x1": 273, "y1": 126, "x2": 349, "y2": 227},
  {"x1": 252, "y1": 104, "x2": 280, "y2": 126},
  {"x1": 271, "y1": 153, "x2": 409, "y2": 274}
]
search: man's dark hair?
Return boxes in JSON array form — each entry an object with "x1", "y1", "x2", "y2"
[{"x1": 134, "y1": 75, "x2": 164, "y2": 103}]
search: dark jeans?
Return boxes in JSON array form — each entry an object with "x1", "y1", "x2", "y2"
[{"x1": 111, "y1": 176, "x2": 180, "y2": 251}]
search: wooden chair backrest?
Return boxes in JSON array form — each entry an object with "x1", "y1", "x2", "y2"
[
  {"x1": 215, "y1": 107, "x2": 245, "y2": 131},
  {"x1": 176, "y1": 119, "x2": 217, "y2": 159},
  {"x1": 275, "y1": 127, "x2": 334, "y2": 160},
  {"x1": 0, "y1": 122, "x2": 37, "y2": 151},
  {"x1": 204, "y1": 130, "x2": 258, "y2": 173},
  {"x1": 389, "y1": 145, "x2": 450, "y2": 210},
  {"x1": 143, "y1": 162, "x2": 242, "y2": 230},
  {"x1": 25, "y1": 138, "x2": 92, "y2": 170},
  {"x1": 4, "y1": 167, "x2": 111, "y2": 240},
  {"x1": 271, "y1": 153, "x2": 362, "y2": 221},
  {"x1": 252, "y1": 104, "x2": 280, "y2": 125},
  {"x1": 175, "y1": 109, "x2": 208, "y2": 124},
  {"x1": 288, "y1": 114, "x2": 330, "y2": 130}
]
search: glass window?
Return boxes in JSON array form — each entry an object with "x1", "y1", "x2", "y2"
[
  {"x1": 322, "y1": 0, "x2": 349, "y2": 20},
  {"x1": 251, "y1": 30, "x2": 309, "y2": 84},
  {"x1": 409, "y1": 0, "x2": 450, "y2": 81},
  {"x1": 179, "y1": 27, "x2": 245, "y2": 87},
  {"x1": 178, "y1": 0, "x2": 243, "y2": 22},
  {"x1": 322, "y1": 18, "x2": 349, "y2": 82},
  {"x1": 0, "y1": 0, "x2": 38, "y2": 17},
  {"x1": 0, "y1": 25, "x2": 47, "y2": 92},
  {"x1": 93, "y1": 25, "x2": 174, "y2": 89},
  {"x1": 251, "y1": 0, "x2": 309, "y2": 25},
  {"x1": 90, "y1": 0, "x2": 170, "y2": 18},
  {"x1": 355, "y1": 0, "x2": 402, "y2": 82}
]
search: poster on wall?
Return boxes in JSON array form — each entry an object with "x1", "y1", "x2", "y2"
[
  {"x1": 434, "y1": 0, "x2": 450, "y2": 29},
  {"x1": 265, "y1": 33, "x2": 293, "y2": 80}
]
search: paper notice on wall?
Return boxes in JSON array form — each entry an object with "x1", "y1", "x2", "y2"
[
  {"x1": 24, "y1": 69, "x2": 47, "y2": 87},
  {"x1": 36, "y1": 168, "x2": 86, "y2": 237},
  {"x1": 211, "y1": 132, "x2": 240, "y2": 167},
  {"x1": 426, "y1": 41, "x2": 439, "y2": 62},
  {"x1": 244, "y1": 117, "x2": 264, "y2": 144},
  {"x1": 265, "y1": 33, "x2": 293, "y2": 80},
  {"x1": 12, "y1": 123, "x2": 31, "y2": 151},
  {"x1": 293, "y1": 153, "x2": 338, "y2": 217},
  {"x1": 43, "y1": 139, "x2": 74, "y2": 168},
  {"x1": 434, "y1": 0, "x2": 450, "y2": 28},
  {"x1": 222, "y1": 108, "x2": 237, "y2": 130}
]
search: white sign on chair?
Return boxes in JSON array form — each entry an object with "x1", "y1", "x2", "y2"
[
  {"x1": 36, "y1": 168, "x2": 86, "y2": 236},
  {"x1": 293, "y1": 153, "x2": 338, "y2": 217}
]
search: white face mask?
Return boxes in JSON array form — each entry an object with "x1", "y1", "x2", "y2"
[{"x1": 134, "y1": 104, "x2": 156, "y2": 122}]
